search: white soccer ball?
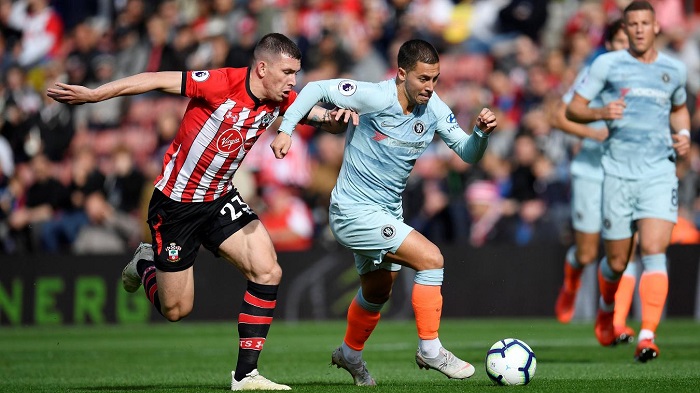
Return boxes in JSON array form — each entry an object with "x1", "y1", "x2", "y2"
[{"x1": 485, "y1": 338, "x2": 537, "y2": 386}]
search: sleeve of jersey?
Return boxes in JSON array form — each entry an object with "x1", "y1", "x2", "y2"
[
  {"x1": 575, "y1": 57, "x2": 608, "y2": 101},
  {"x1": 184, "y1": 69, "x2": 229, "y2": 104},
  {"x1": 672, "y1": 61, "x2": 688, "y2": 106},
  {"x1": 278, "y1": 79, "x2": 388, "y2": 135},
  {"x1": 434, "y1": 100, "x2": 489, "y2": 164}
]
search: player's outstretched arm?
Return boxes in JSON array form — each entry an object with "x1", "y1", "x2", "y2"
[
  {"x1": 46, "y1": 71, "x2": 183, "y2": 105},
  {"x1": 306, "y1": 106, "x2": 359, "y2": 134},
  {"x1": 270, "y1": 106, "x2": 358, "y2": 159}
]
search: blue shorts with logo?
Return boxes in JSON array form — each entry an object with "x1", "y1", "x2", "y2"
[
  {"x1": 329, "y1": 203, "x2": 412, "y2": 275},
  {"x1": 601, "y1": 174, "x2": 678, "y2": 240}
]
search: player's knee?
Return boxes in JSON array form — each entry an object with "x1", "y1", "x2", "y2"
[
  {"x1": 363, "y1": 287, "x2": 392, "y2": 304},
  {"x1": 251, "y1": 262, "x2": 283, "y2": 285},
  {"x1": 607, "y1": 257, "x2": 628, "y2": 274},
  {"x1": 161, "y1": 304, "x2": 192, "y2": 322},
  {"x1": 576, "y1": 248, "x2": 598, "y2": 265},
  {"x1": 423, "y1": 250, "x2": 444, "y2": 270},
  {"x1": 639, "y1": 243, "x2": 667, "y2": 257}
]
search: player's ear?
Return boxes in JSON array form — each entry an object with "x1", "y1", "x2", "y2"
[
  {"x1": 653, "y1": 20, "x2": 660, "y2": 35},
  {"x1": 255, "y1": 60, "x2": 266, "y2": 78},
  {"x1": 397, "y1": 67, "x2": 407, "y2": 82}
]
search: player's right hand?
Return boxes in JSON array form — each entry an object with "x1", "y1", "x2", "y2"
[
  {"x1": 475, "y1": 108, "x2": 497, "y2": 134},
  {"x1": 271, "y1": 132, "x2": 292, "y2": 159},
  {"x1": 602, "y1": 98, "x2": 625, "y2": 120},
  {"x1": 46, "y1": 83, "x2": 93, "y2": 105}
]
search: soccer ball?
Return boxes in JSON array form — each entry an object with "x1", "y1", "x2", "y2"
[{"x1": 485, "y1": 338, "x2": 537, "y2": 386}]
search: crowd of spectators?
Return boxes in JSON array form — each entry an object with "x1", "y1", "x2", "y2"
[{"x1": 2, "y1": 0, "x2": 700, "y2": 255}]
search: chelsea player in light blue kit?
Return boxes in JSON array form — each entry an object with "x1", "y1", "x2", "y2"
[
  {"x1": 272, "y1": 40, "x2": 497, "y2": 385},
  {"x1": 566, "y1": 1, "x2": 691, "y2": 363},
  {"x1": 553, "y1": 19, "x2": 637, "y2": 344}
]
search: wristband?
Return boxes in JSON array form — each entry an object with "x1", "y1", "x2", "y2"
[
  {"x1": 678, "y1": 129, "x2": 690, "y2": 138},
  {"x1": 473, "y1": 125, "x2": 489, "y2": 138}
]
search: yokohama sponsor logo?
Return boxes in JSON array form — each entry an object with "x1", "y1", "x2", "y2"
[{"x1": 239, "y1": 337, "x2": 266, "y2": 351}]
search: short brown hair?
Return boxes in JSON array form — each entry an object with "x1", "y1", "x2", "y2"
[
  {"x1": 397, "y1": 39, "x2": 439, "y2": 72},
  {"x1": 254, "y1": 33, "x2": 302, "y2": 62}
]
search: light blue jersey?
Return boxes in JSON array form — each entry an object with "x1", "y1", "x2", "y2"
[
  {"x1": 563, "y1": 66, "x2": 605, "y2": 181},
  {"x1": 279, "y1": 79, "x2": 489, "y2": 213},
  {"x1": 575, "y1": 50, "x2": 687, "y2": 179}
]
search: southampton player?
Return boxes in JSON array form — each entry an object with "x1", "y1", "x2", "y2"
[
  {"x1": 48, "y1": 33, "x2": 357, "y2": 390},
  {"x1": 551, "y1": 19, "x2": 637, "y2": 344},
  {"x1": 272, "y1": 39, "x2": 497, "y2": 385},
  {"x1": 566, "y1": 1, "x2": 691, "y2": 362}
]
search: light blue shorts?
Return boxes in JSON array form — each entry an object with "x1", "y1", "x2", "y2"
[
  {"x1": 329, "y1": 203, "x2": 412, "y2": 275},
  {"x1": 571, "y1": 175, "x2": 603, "y2": 233},
  {"x1": 601, "y1": 173, "x2": 678, "y2": 240}
]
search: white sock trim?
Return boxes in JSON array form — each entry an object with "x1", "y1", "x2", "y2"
[{"x1": 419, "y1": 337, "x2": 442, "y2": 358}]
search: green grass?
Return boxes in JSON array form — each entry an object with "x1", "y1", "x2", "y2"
[{"x1": 1, "y1": 319, "x2": 699, "y2": 392}]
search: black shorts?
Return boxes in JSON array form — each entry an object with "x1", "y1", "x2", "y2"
[{"x1": 146, "y1": 188, "x2": 258, "y2": 272}]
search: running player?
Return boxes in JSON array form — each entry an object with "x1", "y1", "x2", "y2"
[
  {"x1": 47, "y1": 33, "x2": 357, "y2": 390},
  {"x1": 552, "y1": 18, "x2": 637, "y2": 344},
  {"x1": 271, "y1": 39, "x2": 497, "y2": 385},
  {"x1": 566, "y1": 1, "x2": 691, "y2": 362}
]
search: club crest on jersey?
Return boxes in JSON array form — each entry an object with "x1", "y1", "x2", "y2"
[
  {"x1": 338, "y1": 80, "x2": 357, "y2": 96},
  {"x1": 662, "y1": 73, "x2": 670, "y2": 83},
  {"x1": 166, "y1": 243, "x2": 182, "y2": 262},
  {"x1": 217, "y1": 128, "x2": 245, "y2": 153},
  {"x1": 413, "y1": 121, "x2": 426, "y2": 135},
  {"x1": 260, "y1": 112, "x2": 275, "y2": 129},
  {"x1": 381, "y1": 225, "x2": 396, "y2": 239},
  {"x1": 192, "y1": 70, "x2": 210, "y2": 82},
  {"x1": 446, "y1": 113, "x2": 457, "y2": 123}
]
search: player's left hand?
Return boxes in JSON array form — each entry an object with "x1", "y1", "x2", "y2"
[
  {"x1": 271, "y1": 132, "x2": 292, "y2": 159},
  {"x1": 46, "y1": 83, "x2": 93, "y2": 105},
  {"x1": 475, "y1": 108, "x2": 497, "y2": 135},
  {"x1": 672, "y1": 132, "x2": 691, "y2": 157},
  {"x1": 330, "y1": 108, "x2": 359, "y2": 126}
]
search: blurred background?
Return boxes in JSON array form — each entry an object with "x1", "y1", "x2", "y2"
[{"x1": 2, "y1": 0, "x2": 700, "y2": 325}]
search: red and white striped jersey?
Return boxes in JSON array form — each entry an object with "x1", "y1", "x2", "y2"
[{"x1": 154, "y1": 68, "x2": 297, "y2": 202}]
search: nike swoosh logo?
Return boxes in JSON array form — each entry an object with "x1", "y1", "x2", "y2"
[{"x1": 380, "y1": 121, "x2": 399, "y2": 128}]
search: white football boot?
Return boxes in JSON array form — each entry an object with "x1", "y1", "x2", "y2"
[
  {"x1": 230, "y1": 369, "x2": 291, "y2": 391},
  {"x1": 121, "y1": 242, "x2": 153, "y2": 293},
  {"x1": 331, "y1": 346, "x2": 376, "y2": 386},
  {"x1": 415, "y1": 347, "x2": 475, "y2": 379}
]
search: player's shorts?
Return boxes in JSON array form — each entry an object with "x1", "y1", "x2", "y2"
[
  {"x1": 146, "y1": 188, "x2": 258, "y2": 272},
  {"x1": 329, "y1": 203, "x2": 412, "y2": 275},
  {"x1": 601, "y1": 173, "x2": 678, "y2": 240},
  {"x1": 570, "y1": 175, "x2": 603, "y2": 233}
]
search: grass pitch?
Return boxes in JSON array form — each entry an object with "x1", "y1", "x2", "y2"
[{"x1": 1, "y1": 318, "x2": 699, "y2": 392}]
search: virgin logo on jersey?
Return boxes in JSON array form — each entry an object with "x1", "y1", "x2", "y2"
[{"x1": 217, "y1": 128, "x2": 245, "y2": 153}]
